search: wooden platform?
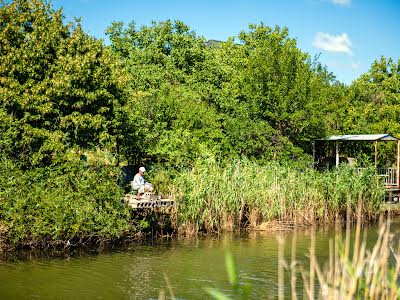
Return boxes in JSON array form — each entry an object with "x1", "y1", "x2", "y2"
[
  {"x1": 124, "y1": 193, "x2": 175, "y2": 209},
  {"x1": 382, "y1": 201, "x2": 400, "y2": 214},
  {"x1": 386, "y1": 188, "x2": 400, "y2": 203}
]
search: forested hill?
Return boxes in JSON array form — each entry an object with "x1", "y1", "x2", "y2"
[{"x1": 1, "y1": 0, "x2": 399, "y2": 169}]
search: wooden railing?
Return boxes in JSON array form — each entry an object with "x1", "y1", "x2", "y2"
[
  {"x1": 358, "y1": 167, "x2": 398, "y2": 187},
  {"x1": 378, "y1": 167, "x2": 398, "y2": 187}
]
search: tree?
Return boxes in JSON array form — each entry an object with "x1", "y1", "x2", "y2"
[
  {"x1": 195, "y1": 24, "x2": 335, "y2": 160},
  {"x1": 346, "y1": 57, "x2": 400, "y2": 135},
  {"x1": 0, "y1": 0, "x2": 124, "y2": 167},
  {"x1": 107, "y1": 20, "x2": 225, "y2": 166},
  {"x1": 107, "y1": 21, "x2": 338, "y2": 166}
]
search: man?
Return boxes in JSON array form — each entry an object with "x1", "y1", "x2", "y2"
[{"x1": 131, "y1": 166, "x2": 153, "y2": 199}]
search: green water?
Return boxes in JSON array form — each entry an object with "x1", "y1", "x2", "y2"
[{"x1": 1, "y1": 219, "x2": 399, "y2": 299}]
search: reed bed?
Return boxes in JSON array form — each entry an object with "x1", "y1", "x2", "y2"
[
  {"x1": 202, "y1": 215, "x2": 400, "y2": 300},
  {"x1": 283, "y1": 216, "x2": 400, "y2": 299},
  {"x1": 170, "y1": 159, "x2": 385, "y2": 233}
]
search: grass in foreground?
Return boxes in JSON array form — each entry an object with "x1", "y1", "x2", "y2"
[{"x1": 202, "y1": 212, "x2": 400, "y2": 299}]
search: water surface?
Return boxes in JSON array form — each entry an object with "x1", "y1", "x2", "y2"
[{"x1": 1, "y1": 219, "x2": 399, "y2": 299}]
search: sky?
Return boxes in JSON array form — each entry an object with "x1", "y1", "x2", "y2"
[{"x1": 51, "y1": 0, "x2": 400, "y2": 85}]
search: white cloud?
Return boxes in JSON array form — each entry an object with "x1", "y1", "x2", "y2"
[
  {"x1": 351, "y1": 61, "x2": 360, "y2": 70},
  {"x1": 312, "y1": 32, "x2": 353, "y2": 55},
  {"x1": 331, "y1": 0, "x2": 351, "y2": 6}
]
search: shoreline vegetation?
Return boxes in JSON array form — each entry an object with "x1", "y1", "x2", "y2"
[
  {"x1": 171, "y1": 160, "x2": 385, "y2": 235},
  {"x1": 0, "y1": 157, "x2": 391, "y2": 252},
  {"x1": 1, "y1": 0, "x2": 399, "y2": 254}
]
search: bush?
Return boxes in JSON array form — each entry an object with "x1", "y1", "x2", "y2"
[{"x1": 0, "y1": 159, "x2": 133, "y2": 246}]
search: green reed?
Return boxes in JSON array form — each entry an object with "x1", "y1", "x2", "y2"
[{"x1": 170, "y1": 159, "x2": 384, "y2": 233}]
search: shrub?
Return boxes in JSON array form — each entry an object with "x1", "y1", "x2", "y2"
[{"x1": 0, "y1": 159, "x2": 133, "y2": 246}]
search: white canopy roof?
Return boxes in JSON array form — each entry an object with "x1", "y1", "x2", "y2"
[{"x1": 325, "y1": 134, "x2": 399, "y2": 142}]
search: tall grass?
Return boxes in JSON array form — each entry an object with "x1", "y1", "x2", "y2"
[
  {"x1": 288, "y1": 214, "x2": 400, "y2": 299},
  {"x1": 170, "y1": 159, "x2": 384, "y2": 233},
  {"x1": 205, "y1": 217, "x2": 400, "y2": 299}
]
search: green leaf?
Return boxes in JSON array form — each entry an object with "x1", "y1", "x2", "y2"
[{"x1": 204, "y1": 288, "x2": 233, "y2": 300}]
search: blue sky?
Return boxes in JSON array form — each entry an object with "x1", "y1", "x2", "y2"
[{"x1": 52, "y1": 0, "x2": 400, "y2": 85}]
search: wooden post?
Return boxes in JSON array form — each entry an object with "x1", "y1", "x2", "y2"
[
  {"x1": 397, "y1": 140, "x2": 400, "y2": 188},
  {"x1": 336, "y1": 140, "x2": 339, "y2": 166},
  {"x1": 312, "y1": 141, "x2": 316, "y2": 167}
]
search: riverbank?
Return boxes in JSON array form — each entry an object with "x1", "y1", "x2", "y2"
[{"x1": 0, "y1": 158, "x2": 390, "y2": 251}]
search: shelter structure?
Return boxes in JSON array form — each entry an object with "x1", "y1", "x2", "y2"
[{"x1": 314, "y1": 134, "x2": 400, "y2": 192}]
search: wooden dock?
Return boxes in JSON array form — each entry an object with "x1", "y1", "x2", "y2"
[{"x1": 124, "y1": 193, "x2": 175, "y2": 209}]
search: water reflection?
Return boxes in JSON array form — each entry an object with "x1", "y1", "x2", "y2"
[{"x1": 0, "y1": 219, "x2": 398, "y2": 299}]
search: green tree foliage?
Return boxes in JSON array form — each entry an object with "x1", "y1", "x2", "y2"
[
  {"x1": 0, "y1": 0, "x2": 124, "y2": 167},
  {"x1": 346, "y1": 57, "x2": 400, "y2": 135},
  {"x1": 319, "y1": 57, "x2": 400, "y2": 165},
  {"x1": 201, "y1": 25, "x2": 336, "y2": 160},
  {"x1": 107, "y1": 20, "x2": 225, "y2": 166},
  {"x1": 0, "y1": 0, "x2": 131, "y2": 248},
  {"x1": 107, "y1": 21, "x2": 337, "y2": 166},
  {"x1": 1, "y1": 0, "x2": 397, "y2": 246}
]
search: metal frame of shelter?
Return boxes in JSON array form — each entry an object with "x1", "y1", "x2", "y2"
[{"x1": 314, "y1": 134, "x2": 400, "y2": 191}]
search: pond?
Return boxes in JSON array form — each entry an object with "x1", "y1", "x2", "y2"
[{"x1": 1, "y1": 218, "x2": 399, "y2": 299}]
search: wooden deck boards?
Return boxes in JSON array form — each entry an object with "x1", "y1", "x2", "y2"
[{"x1": 124, "y1": 194, "x2": 175, "y2": 209}]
